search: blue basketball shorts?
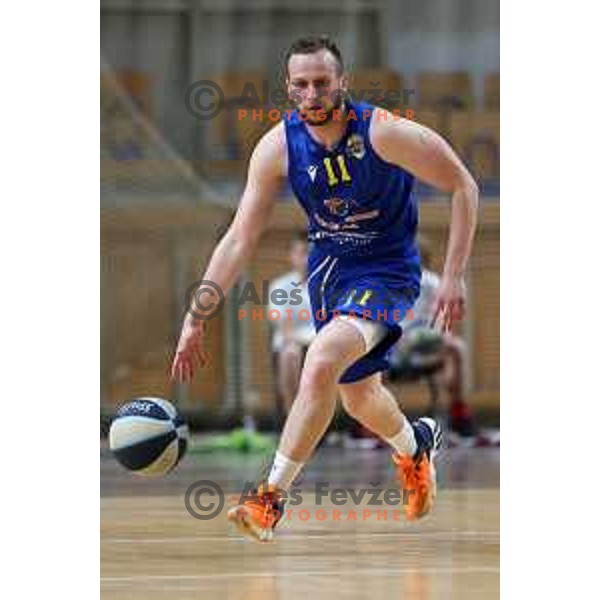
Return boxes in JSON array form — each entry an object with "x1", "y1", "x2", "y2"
[{"x1": 306, "y1": 251, "x2": 421, "y2": 383}]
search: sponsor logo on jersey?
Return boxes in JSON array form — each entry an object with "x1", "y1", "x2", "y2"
[{"x1": 324, "y1": 197, "x2": 352, "y2": 217}]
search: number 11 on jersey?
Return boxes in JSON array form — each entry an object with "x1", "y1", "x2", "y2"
[{"x1": 323, "y1": 154, "x2": 352, "y2": 187}]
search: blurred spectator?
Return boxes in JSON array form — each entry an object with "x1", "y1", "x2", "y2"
[
  {"x1": 391, "y1": 238, "x2": 477, "y2": 438},
  {"x1": 268, "y1": 233, "x2": 316, "y2": 417},
  {"x1": 111, "y1": 116, "x2": 144, "y2": 160},
  {"x1": 101, "y1": 98, "x2": 144, "y2": 160}
]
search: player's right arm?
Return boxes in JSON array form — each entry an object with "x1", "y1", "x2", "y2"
[{"x1": 171, "y1": 123, "x2": 287, "y2": 383}]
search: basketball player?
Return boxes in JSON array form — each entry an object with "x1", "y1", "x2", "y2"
[{"x1": 172, "y1": 36, "x2": 478, "y2": 541}]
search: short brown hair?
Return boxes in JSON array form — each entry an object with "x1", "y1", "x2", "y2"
[{"x1": 284, "y1": 35, "x2": 344, "y2": 77}]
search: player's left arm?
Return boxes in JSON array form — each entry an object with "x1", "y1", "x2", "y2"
[{"x1": 371, "y1": 115, "x2": 479, "y2": 331}]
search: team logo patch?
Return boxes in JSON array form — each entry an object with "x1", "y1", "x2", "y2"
[
  {"x1": 324, "y1": 197, "x2": 352, "y2": 217},
  {"x1": 346, "y1": 134, "x2": 366, "y2": 160}
]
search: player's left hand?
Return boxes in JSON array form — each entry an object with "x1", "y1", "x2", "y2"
[{"x1": 431, "y1": 276, "x2": 466, "y2": 332}]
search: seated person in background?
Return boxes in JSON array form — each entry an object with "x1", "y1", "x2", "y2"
[
  {"x1": 269, "y1": 233, "x2": 316, "y2": 416},
  {"x1": 391, "y1": 239, "x2": 477, "y2": 438}
]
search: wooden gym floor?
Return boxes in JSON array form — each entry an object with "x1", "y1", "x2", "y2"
[{"x1": 101, "y1": 443, "x2": 499, "y2": 599}]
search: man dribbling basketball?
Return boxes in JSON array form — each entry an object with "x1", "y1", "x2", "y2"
[{"x1": 171, "y1": 35, "x2": 478, "y2": 542}]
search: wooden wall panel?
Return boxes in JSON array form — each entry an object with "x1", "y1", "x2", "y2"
[{"x1": 101, "y1": 207, "x2": 230, "y2": 411}]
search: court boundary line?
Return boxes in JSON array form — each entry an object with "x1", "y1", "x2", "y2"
[
  {"x1": 101, "y1": 530, "x2": 499, "y2": 544},
  {"x1": 101, "y1": 565, "x2": 500, "y2": 585}
]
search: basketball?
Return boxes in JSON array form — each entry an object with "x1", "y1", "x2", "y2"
[{"x1": 109, "y1": 397, "x2": 188, "y2": 477}]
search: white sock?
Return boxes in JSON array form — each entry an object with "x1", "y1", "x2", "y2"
[
  {"x1": 385, "y1": 417, "x2": 417, "y2": 457},
  {"x1": 267, "y1": 451, "x2": 304, "y2": 492}
]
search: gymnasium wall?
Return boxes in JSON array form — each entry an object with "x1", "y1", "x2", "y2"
[
  {"x1": 100, "y1": 0, "x2": 499, "y2": 160},
  {"x1": 100, "y1": 200, "x2": 499, "y2": 420},
  {"x1": 100, "y1": 0, "x2": 500, "y2": 426}
]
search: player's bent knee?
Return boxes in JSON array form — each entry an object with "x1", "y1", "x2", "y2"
[
  {"x1": 300, "y1": 355, "x2": 341, "y2": 391},
  {"x1": 313, "y1": 318, "x2": 367, "y2": 354}
]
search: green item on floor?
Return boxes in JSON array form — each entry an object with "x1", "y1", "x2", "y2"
[{"x1": 190, "y1": 428, "x2": 276, "y2": 454}]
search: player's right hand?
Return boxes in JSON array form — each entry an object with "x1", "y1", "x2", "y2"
[{"x1": 171, "y1": 316, "x2": 208, "y2": 383}]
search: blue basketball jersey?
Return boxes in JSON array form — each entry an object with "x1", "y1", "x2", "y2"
[
  {"x1": 284, "y1": 101, "x2": 419, "y2": 265},
  {"x1": 283, "y1": 101, "x2": 423, "y2": 383}
]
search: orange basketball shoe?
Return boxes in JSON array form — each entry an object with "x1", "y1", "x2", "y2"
[
  {"x1": 393, "y1": 418, "x2": 442, "y2": 520},
  {"x1": 227, "y1": 484, "x2": 285, "y2": 542}
]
